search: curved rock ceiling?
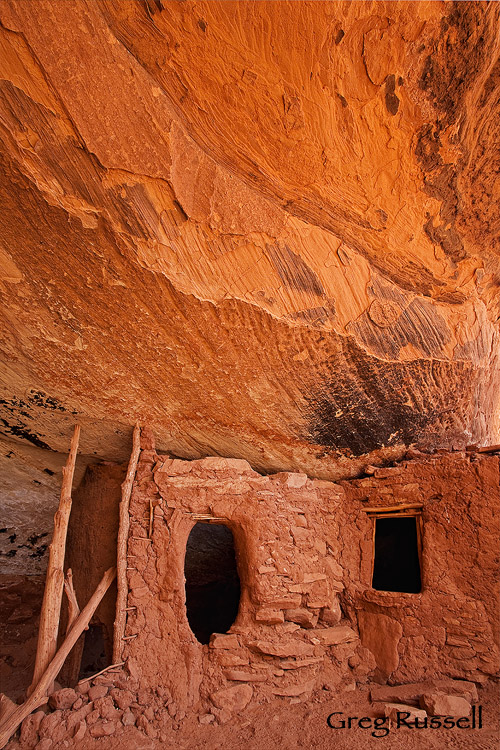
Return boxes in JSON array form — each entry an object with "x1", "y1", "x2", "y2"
[{"x1": 0, "y1": 0, "x2": 499, "y2": 567}]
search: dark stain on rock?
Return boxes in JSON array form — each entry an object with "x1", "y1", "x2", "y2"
[
  {"x1": 28, "y1": 533, "x2": 48, "y2": 545},
  {"x1": 415, "y1": 125, "x2": 443, "y2": 172},
  {"x1": 424, "y1": 216, "x2": 465, "y2": 263},
  {"x1": 335, "y1": 29, "x2": 345, "y2": 45},
  {"x1": 419, "y1": 3, "x2": 488, "y2": 126},
  {"x1": 266, "y1": 243, "x2": 324, "y2": 296},
  {"x1": 27, "y1": 391, "x2": 68, "y2": 412},
  {"x1": 142, "y1": 0, "x2": 163, "y2": 14},
  {"x1": 415, "y1": 2, "x2": 496, "y2": 261},
  {"x1": 415, "y1": 128, "x2": 465, "y2": 262},
  {"x1": 337, "y1": 93, "x2": 348, "y2": 108},
  {"x1": 385, "y1": 75, "x2": 399, "y2": 115},
  {"x1": 304, "y1": 339, "x2": 471, "y2": 455},
  {"x1": 0, "y1": 393, "x2": 77, "y2": 450},
  {"x1": 0, "y1": 419, "x2": 52, "y2": 451},
  {"x1": 1, "y1": 394, "x2": 66, "y2": 415},
  {"x1": 197, "y1": 19, "x2": 207, "y2": 32},
  {"x1": 30, "y1": 544, "x2": 48, "y2": 558}
]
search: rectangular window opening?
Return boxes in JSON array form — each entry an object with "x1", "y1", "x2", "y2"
[{"x1": 372, "y1": 515, "x2": 422, "y2": 593}]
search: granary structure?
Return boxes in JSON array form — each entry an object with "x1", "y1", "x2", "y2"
[{"x1": 64, "y1": 428, "x2": 499, "y2": 716}]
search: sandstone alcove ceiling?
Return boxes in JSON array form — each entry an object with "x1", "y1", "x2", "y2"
[{"x1": 0, "y1": 0, "x2": 499, "y2": 571}]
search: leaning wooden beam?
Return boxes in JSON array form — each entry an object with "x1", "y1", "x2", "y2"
[
  {"x1": 0, "y1": 567, "x2": 116, "y2": 750},
  {"x1": 113, "y1": 423, "x2": 141, "y2": 663},
  {"x1": 0, "y1": 695, "x2": 15, "y2": 724},
  {"x1": 477, "y1": 443, "x2": 500, "y2": 453},
  {"x1": 28, "y1": 425, "x2": 81, "y2": 695},
  {"x1": 63, "y1": 568, "x2": 80, "y2": 635}
]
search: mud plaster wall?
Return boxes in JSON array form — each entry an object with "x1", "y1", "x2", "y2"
[
  {"x1": 340, "y1": 452, "x2": 500, "y2": 685},
  {"x1": 112, "y1": 431, "x2": 499, "y2": 716}
]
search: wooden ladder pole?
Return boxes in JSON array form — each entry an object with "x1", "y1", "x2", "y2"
[
  {"x1": 113, "y1": 423, "x2": 141, "y2": 663},
  {"x1": 63, "y1": 568, "x2": 80, "y2": 635},
  {"x1": 28, "y1": 425, "x2": 81, "y2": 695}
]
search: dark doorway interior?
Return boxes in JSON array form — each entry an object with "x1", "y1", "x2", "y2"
[
  {"x1": 372, "y1": 516, "x2": 421, "y2": 593},
  {"x1": 184, "y1": 523, "x2": 241, "y2": 644},
  {"x1": 78, "y1": 623, "x2": 108, "y2": 679}
]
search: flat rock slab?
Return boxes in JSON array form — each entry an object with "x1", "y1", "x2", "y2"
[
  {"x1": 420, "y1": 692, "x2": 471, "y2": 717},
  {"x1": 255, "y1": 608, "x2": 285, "y2": 625},
  {"x1": 210, "y1": 634, "x2": 240, "y2": 649},
  {"x1": 371, "y1": 679, "x2": 478, "y2": 705},
  {"x1": 249, "y1": 639, "x2": 315, "y2": 658},
  {"x1": 311, "y1": 625, "x2": 358, "y2": 646},
  {"x1": 272, "y1": 679, "x2": 315, "y2": 697},
  {"x1": 285, "y1": 608, "x2": 318, "y2": 628}
]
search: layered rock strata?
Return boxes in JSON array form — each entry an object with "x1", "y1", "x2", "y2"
[{"x1": 0, "y1": 3, "x2": 499, "y2": 553}]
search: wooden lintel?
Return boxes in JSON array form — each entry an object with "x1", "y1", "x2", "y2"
[
  {"x1": 467, "y1": 443, "x2": 500, "y2": 453},
  {"x1": 190, "y1": 514, "x2": 228, "y2": 522},
  {"x1": 362, "y1": 503, "x2": 423, "y2": 514}
]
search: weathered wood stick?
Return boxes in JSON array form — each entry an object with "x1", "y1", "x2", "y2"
[
  {"x1": 148, "y1": 498, "x2": 154, "y2": 539},
  {"x1": 113, "y1": 423, "x2": 141, "y2": 663},
  {"x1": 362, "y1": 503, "x2": 423, "y2": 513},
  {"x1": 477, "y1": 443, "x2": 500, "y2": 453},
  {"x1": 0, "y1": 567, "x2": 116, "y2": 750},
  {"x1": 76, "y1": 661, "x2": 125, "y2": 686},
  {"x1": 0, "y1": 695, "x2": 15, "y2": 724},
  {"x1": 190, "y1": 514, "x2": 228, "y2": 522},
  {"x1": 148, "y1": 498, "x2": 161, "y2": 538},
  {"x1": 467, "y1": 443, "x2": 500, "y2": 453},
  {"x1": 28, "y1": 425, "x2": 81, "y2": 695},
  {"x1": 63, "y1": 568, "x2": 80, "y2": 635}
]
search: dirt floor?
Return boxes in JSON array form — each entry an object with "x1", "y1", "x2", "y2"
[
  {"x1": 1, "y1": 574, "x2": 499, "y2": 750},
  {"x1": 2, "y1": 680, "x2": 498, "y2": 750}
]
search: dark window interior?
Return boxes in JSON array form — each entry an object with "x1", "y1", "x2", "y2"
[
  {"x1": 78, "y1": 623, "x2": 108, "y2": 679},
  {"x1": 184, "y1": 522, "x2": 240, "y2": 644},
  {"x1": 372, "y1": 516, "x2": 421, "y2": 593}
]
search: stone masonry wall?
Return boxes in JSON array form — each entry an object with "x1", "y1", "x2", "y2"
[
  {"x1": 122, "y1": 429, "x2": 365, "y2": 717},
  {"x1": 339, "y1": 451, "x2": 500, "y2": 685},
  {"x1": 120, "y1": 431, "x2": 499, "y2": 718}
]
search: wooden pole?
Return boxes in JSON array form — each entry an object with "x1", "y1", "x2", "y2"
[
  {"x1": 28, "y1": 425, "x2": 81, "y2": 695},
  {"x1": 0, "y1": 567, "x2": 116, "y2": 750},
  {"x1": 63, "y1": 569, "x2": 80, "y2": 635},
  {"x1": 76, "y1": 661, "x2": 125, "y2": 686},
  {"x1": 0, "y1": 696, "x2": 15, "y2": 724},
  {"x1": 113, "y1": 423, "x2": 141, "y2": 663}
]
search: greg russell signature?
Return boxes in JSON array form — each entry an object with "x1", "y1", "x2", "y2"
[{"x1": 326, "y1": 706, "x2": 483, "y2": 738}]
